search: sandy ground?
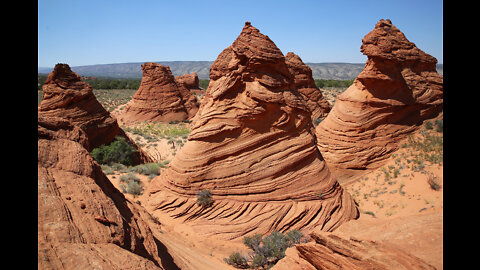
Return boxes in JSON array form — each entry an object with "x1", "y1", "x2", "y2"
[{"x1": 101, "y1": 96, "x2": 443, "y2": 269}]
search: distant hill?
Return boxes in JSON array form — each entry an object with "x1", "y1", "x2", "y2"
[{"x1": 38, "y1": 62, "x2": 443, "y2": 80}]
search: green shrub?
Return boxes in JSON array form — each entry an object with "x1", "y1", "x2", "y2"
[
  {"x1": 223, "y1": 252, "x2": 249, "y2": 269},
  {"x1": 196, "y1": 190, "x2": 213, "y2": 208},
  {"x1": 313, "y1": 118, "x2": 323, "y2": 126},
  {"x1": 91, "y1": 136, "x2": 137, "y2": 166},
  {"x1": 125, "y1": 180, "x2": 143, "y2": 195},
  {"x1": 120, "y1": 172, "x2": 139, "y2": 183},
  {"x1": 128, "y1": 163, "x2": 161, "y2": 176},
  {"x1": 424, "y1": 121, "x2": 433, "y2": 130},
  {"x1": 226, "y1": 230, "x2": 306, "y2": 269},
  {"x1": 434, "y1": 119, "x2": 443, "y2": 132}
]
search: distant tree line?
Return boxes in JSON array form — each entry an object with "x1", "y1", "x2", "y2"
[
  {"x1": 38, "y1": 74, "x2": 353, "y2": 91},
  {"x1": 314, "y1": 79, "x2": 354, "y2": 88},
  {"x1": 197, "y1": 79, "x2": 353, "y2": 90},
  {"x1": 37, "y1": 74, "x2": 141, "y2": 91},
  {"x1": 83, "y1": 77, "x2": 141, "y2": 90},
  {"x1": 199, "y1": 79, "x2": 209, "y2": 90}
]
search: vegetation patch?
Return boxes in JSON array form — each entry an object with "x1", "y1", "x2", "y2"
[
  {"x1": 225, "y1": 230, "x2": 307, "y2": 269},
  {"x1": 196, "y1": 190, "x2": 213, "y2": 208},
  {"x1": 123, "y1": 122, "x2": 191, "y2": 140},
  {"x1": 91, "y1": 136, "x2": 137, "y2": 166}
]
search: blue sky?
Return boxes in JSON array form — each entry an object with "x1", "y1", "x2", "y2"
[{"x1": 38, "y1": 0, "x2": 443, "y2": 67}]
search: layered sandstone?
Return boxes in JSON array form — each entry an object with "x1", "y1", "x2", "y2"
[
  {"x1": 121, "y1": 63, "x2": 199, "y2": 123},
  {"x1": 145, "y1": 22, "x2": 359, "y2": 240},
  {"x1": 38, "y1": 63, "x2": 152, "y2": 164},
  {"x1": 272, "y1": 231, "x2": 436, "y2": 270},
  {"x1": 285, "y1": 52, "x2": 331, "y2": 119},
  {"x1": 175, "y1": 72, "x2": 201, "y2": 91},
  {"x1": 315, "y1": 19, "x2": 443, "y2": 179},
  {"x1": 37, "y1": 115, "x2": 176, "y2": 269}
]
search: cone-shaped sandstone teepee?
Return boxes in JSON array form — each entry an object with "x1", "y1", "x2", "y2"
[
  {"x1": 120, "y1": 62, "x2": 199, "y2": 124},
  {"x1": 145, "y1": 22, "x2": 359, "y2": 240},
  {"x1": 315, "y1": 19, "x2": 443, "y2": 181}
]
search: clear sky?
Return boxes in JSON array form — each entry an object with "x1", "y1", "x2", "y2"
[{"x1": 38, "y1": 0, "x2": 443, "y2": 67}]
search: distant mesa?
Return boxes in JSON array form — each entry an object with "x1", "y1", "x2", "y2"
[
  {"x1": 285, "y1": 52, "x2": 332, "y2": 119},
  {"x1": 118, "y1": 62, "x2": 199, "y2": 124},
  {"x1": 144, "y1": 22, "x2": 359, "y2": 239},
  {"x1": 38, "y1": 63, "x2": 152, "y2": 164},
  {"x1": 315, "y1": 19, "x2": 443, "y2": 181}
]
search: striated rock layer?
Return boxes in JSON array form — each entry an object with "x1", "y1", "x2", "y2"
[
  {"x1": 38, "y1": 63, "x2": 152, "y2": 164},
  {"x1": 285, "y1": 52, "x2": 332, "y2": 119},
  {"x1": 145, "y1": 22, "x2": 359, "y2": 240},
  {"x1": 315, "y1": 19, "x2": 443, "y2": 180},
  {"x1": 38, "y1": 115, "x2": 177, "y2": 269},
  {"x1": 175, "y1": 72, "x2": 201, "y2": 91},
  {"x1": 272, "y1": 230, "x2": 436, "y2": 270},
  {"x1": 121, "y1": 63, "x2": 199, "y2": 123}
]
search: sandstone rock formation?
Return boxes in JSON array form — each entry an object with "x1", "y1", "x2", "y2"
[
  {"x1": 175, "y1": 72, "x2": 201, "y2": 91},
  {"x1": 145, "y1": 22, "x2": 359, "y2": 240},
  {"x1": 315, "y1": 19, "x2": 443, "y2": 180},
  {"x1": 272, "y1": 230, "x2": 436, "y2": 270},
  {"x1": 285, "y1": 52, "x2": 331, "y2": 119},
  {"x1": 38, "y1": 115, "x2": 176, "y2": 269},
  {"x1": 38, "y1": 63, "x2": 152, "y2": 164},
  {"x1": 121, "y1": 62, "x2": 199, "y2": 123}
]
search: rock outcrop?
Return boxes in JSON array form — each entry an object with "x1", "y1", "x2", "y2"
[
  {"x1": 121, "y1": 63, "x2": 199, "y2": 124},
  {"x1": 285, "y1": 52, "x2": 331, "y2": 119},
  {"x1": 272, "y1": 230, "x2": 436, "y2": 270},
  {"x1": 315, "y1": 19, "x2": 443, "y2": 180},
  {"x1": 175, "y1": 72, "x2": 201, "y2": 91},
  {"x1": 145, "y1": 22, "x2": 359, "y2": 240},
  {"x1": 38, "y1": 63, "x2": 152, "y2": 164},
  {"x1": 38, "y1": 115, "x2": 177, "y2": 269}
]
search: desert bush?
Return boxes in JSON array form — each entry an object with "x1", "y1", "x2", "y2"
[
  {"x1": 424, "y1": 121, "x2": 433, "y2": 130},
  {"x1": 125, "y1": 180, "x2": 143, "y2": 196},
  {"x1": 313, "y1": 118, "x2": 323, "y2": 126},
  {"x1": 128, "y1": 162, "x2": 161, "y2": 176},
  {"x1": 120, "y1": 172, "x2": 139, "y2": 183},
  {"x1": 100, "y1": 164, "x2": 114, "y2": 175},
  {"x1": 223, "y1": 252, "x2": 249, "y2": 269},
  {"x1": 226, "y1": 230, "x2": 306, "y2": 269},
  {"x1": 91, "y1": 136, "x2": 137, "y2": 166},
  {"x1": 434, "y1": 119, "x2": 443, "y2": 132},
  {"x1": 196, "y1": 190, "x2": 213, "y2": 208}
]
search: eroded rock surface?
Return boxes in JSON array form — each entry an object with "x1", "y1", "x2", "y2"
[
  {"x1": 315, "y1": 19, "x2": 443, "y2": 180},
  {"x1": 285, "y1": 52, "x2": 331, "y2": 119},
  {"x1": 175, "y1": 72, "x2": 201, "y2": 91},
  {"x1": 38, "y1": 63, "x2": 152, "y2": 164},
  {"x1": 145, "y1": 22, "x2": 359, "y2": 240},
  {"x1": 272, "y1": 230, "x2": 436, "y2": 270},
  {"x1": 37, "y1": 115, "x2": 176, "y2": 269},
  {"x1": 121, "y1": 63, "x2": 199, "y2": 123}
]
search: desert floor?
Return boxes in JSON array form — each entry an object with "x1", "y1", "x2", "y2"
[{"x1": 95, "y1": 88, "x2": 443, "y2": 269}]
